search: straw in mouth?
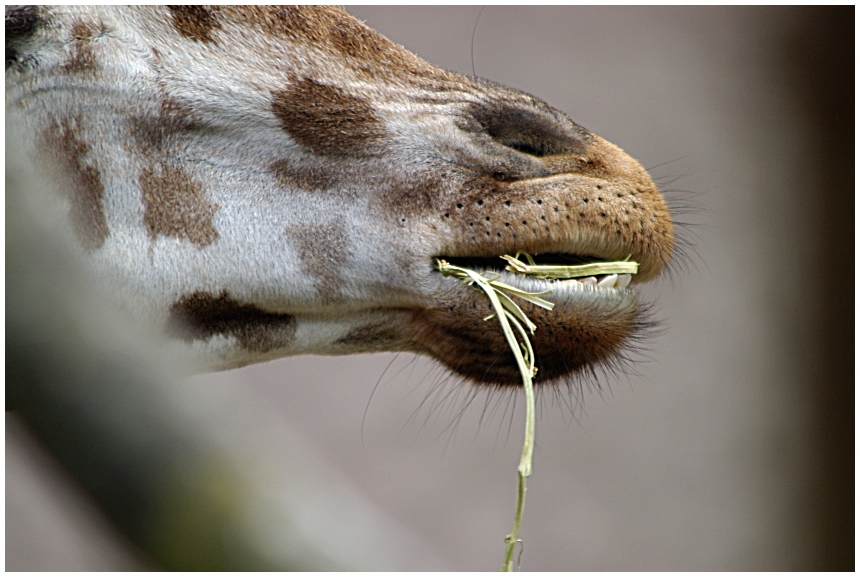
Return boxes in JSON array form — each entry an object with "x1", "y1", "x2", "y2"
[{"x1": 435, "y1": 252, "x2": 639, "y2": 571}]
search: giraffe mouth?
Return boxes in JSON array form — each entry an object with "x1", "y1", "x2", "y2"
[
  {"x1": 438, "y1": 253, "x2": 634, "y2": 291},
  {"x1": 415, "y1": 250, "x2": 649, "y2": 387}
]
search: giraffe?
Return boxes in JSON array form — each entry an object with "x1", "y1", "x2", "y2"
[{"x1": 6, "y1": 5, "x2": 674, "y2": 386}]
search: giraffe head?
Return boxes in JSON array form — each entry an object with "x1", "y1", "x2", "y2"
[{"x1": 7, "y1": 6, "x2": 674, "y2": 386}]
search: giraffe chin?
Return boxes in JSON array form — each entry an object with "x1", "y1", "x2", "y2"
[{"x1": 415, "y1": 271, "x2": 649, "y2": 387}]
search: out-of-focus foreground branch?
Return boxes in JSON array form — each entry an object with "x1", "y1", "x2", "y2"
[{"x1": 5, "y1": 124, "x2": 445, "y2": 571}]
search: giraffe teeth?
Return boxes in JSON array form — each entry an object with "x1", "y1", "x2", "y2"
[
  {"x1": 597, "y1": 274, "x2": 618, "y2": 289},
  {"x1": 559, "y1": 273, "x2": 631, "y2": 291}
]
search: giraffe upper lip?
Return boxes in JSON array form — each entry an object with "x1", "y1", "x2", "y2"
[
  {"x1": 431, "y1": 214, "x2": 667, "y2": 283},
  {"x1": 430, "y1": 162, "x2": 675, "y2": 283}
]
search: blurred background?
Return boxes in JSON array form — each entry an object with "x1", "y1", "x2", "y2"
[{"x1": 7, "y1": 6, "x2": 852, "y2": 571}]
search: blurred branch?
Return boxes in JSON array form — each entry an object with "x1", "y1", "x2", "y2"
[{"x1": 5, "y1": 125, "x2": 445, "y2": 571}]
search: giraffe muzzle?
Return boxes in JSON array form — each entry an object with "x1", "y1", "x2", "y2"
[{"x1": 413, "y1": 139, "x2": 673, "y2": 386}]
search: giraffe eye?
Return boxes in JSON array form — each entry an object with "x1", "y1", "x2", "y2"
[{"x1": 493, "y1": 170, "x2": 508, "y2": 181}]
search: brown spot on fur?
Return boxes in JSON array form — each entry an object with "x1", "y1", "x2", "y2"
[
  {"x1": 324, "y1": 13, "x2": 426, "y2": 77},
  {"x1": 131, "y1": 95, "x2": 203, "y2": 154},
  {"x1": 160, "y1": 95, "x2": 197, "y2": 120},
  {"x1": 272, "y1": 79, "x2": 384, "y2": 156},
  {"x1": 140, "y1": 165, "x2": 219, "y2": 248},
  {"x1": 378, "y1": 171, "x2": 445, "y2": 220},
  {"x1": 168, "y1": 6, "x2": 220, "y2": 44},
  {"x1": 335, "y1": 323, "x2": 402, "y2": 351},
  {"x1": 63, "y1": 22, "x2": 98, "y2": 74},
  {"x1": 288, "y1": 222, "x2": 350, "y2": 302},
  {"x1": 215, "y1": 6, "x2": 440, "y2": 81},
  {"x1": 39, "y1": 119, "x2": 108, "y2": 251},
  {"x1": 212, "y1": 5, "x2": 304, "y2": 37},
  {"x1": 270, "y1": 158, "x2": 338, "y2": 191},
  {"x1": 167, "y1": 290, "x2": 295, "y2": 353}
]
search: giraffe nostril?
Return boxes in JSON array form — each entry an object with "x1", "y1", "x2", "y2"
[{"x1": 505, "y1": 141, "x2": 546, "y2": 156}]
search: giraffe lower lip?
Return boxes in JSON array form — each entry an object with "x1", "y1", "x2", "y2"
[{"x1": 419, "y1": 262, "x2": 646, "y2": 386}]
